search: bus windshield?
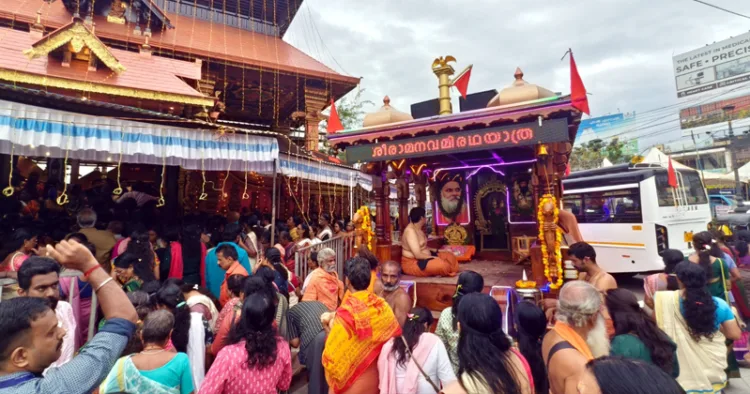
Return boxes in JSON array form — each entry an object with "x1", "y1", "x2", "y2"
[{"x1": 656, "y1": 171, "x2": 708, "y2": 206}]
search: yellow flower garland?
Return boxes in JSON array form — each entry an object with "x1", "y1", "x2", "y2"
[
  {"x1": 356, "y1": 206, "x2": 375, "y2": 251},
  {"x1": 537, "y1": 194, "x2": 564, "y2": 289}
]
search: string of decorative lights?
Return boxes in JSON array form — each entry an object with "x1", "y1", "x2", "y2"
[
  {"x1": 55, "y1": 122, "x2": 73, "y2": 206},
  {"x1": 112, "y1": 127, "x2": 125, "y2": 195}
]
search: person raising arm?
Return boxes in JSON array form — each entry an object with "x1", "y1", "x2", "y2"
[{"x1": 0, "y1": 240, "x2": 138, "y2": 394}]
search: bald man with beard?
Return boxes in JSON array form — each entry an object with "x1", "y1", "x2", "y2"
[
  {"x1": 543, "y1": 281, "x2": 610, "y2": 394},
  {"x1": 379, "y1": 261, "x2": 411, "y2": 327}
]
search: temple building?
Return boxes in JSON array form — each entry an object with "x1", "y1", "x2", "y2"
[
  {"x1": 0, "y1": 0, "x2": 371, "y2": 218},
  {"x1": 329, "y1": 60, "x2": 583, "y2": 310}
]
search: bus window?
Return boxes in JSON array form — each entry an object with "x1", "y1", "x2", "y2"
[
  {"x1": 656, "y1": 172, "x2": 707, "y2": 206},
  {"x1": 582, "y1": 189, "x2": 642, "y2": 223},
  {"x1": 563, "y1": 194, "x2": 584, "y2": 222}
]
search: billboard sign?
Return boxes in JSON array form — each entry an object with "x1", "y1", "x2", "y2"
[
  {"x1": 575, "y1": 113, "x2": 639, "y2": 155},
  {"x1": 679, "y1": 93, "x2": 750, "y2": 129},
  {"x1": 673, "y1": 31, "x2": 750, "y2": 98}
]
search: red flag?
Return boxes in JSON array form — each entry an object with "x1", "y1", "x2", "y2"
[
  {"x1": 327, "y1": 99, "x2": 344, "y2": 134},
  {"x1": 564, "y1": 162, "x2": 571, "y2": 177},
  {"x1": 570, "y1": 50, "x2": 590, "y2": 115},
  {"x1": 452, "y1": 65, "x2": 472, "y2": 99},
  {"x1": 667, "y1": 156, "x2": 678, "y2": 188}
]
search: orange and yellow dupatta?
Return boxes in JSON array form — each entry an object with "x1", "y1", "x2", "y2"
[{"x1": 323, "y1": 290, "x2": 401, "y2": 393}]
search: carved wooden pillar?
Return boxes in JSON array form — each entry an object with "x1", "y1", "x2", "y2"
[
  {"x1": 373, "y1": 165, "x2": 392, "y2": 261},
  {"x1": 530, "y1": 141, "x2": 569, "y2": 288},
  {"x1": 303, "y1": 87, "x2": 328, "y2": 152}
]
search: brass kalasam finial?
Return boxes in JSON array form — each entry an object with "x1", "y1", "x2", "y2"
[
  {"x1": 383, "y1": 96, "x2": 391, "y2": 106},
  {"x1": 514, "y1": 67, "x2": 524, "y2": 81}
]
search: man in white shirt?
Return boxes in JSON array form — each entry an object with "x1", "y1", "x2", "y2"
[
  {"x1": 17, "y1": 257, "x2": 76, "y2": 371},
  {"x1": 317, "y1": 213, "x2": 333, "y2": 241}
]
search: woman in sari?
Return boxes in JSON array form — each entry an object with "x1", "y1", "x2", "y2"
[
  {"x1": 378, "y1": 307, "x2": 456, "y2": 394},
  {"x1": 441, "y1": 294, "x2": 533, "y2": 394},
  {"x1": 687, "y1": 231, "x2": 741, "y2": 377},
  {"x1": 100, "y1": 310, "x2": 194, "y2": 394},
  {"x1": 0, "y1": 227, "x2": 37, "y2": 272},
  {"x1": 606, "y1": 289, "x2": 679, "y2": 377},
  {"x1": 155, "y1": 284, "x2": 212, "y2": 390},
  {"x1": 643, "y1": 249, "x2": 683, "y2": 311},
  {"x1": 435, "y1": 270, "x2": 484, "y2": 374},
  {"x1": 113, "y1": 253, "x2": 157, "y2": 293},
  {"x1": 0, "y1": 227, "x2": 38, "y2": 301},
  {"x1": 174, "y1": 280, "x2": 220, "y2": 333},
  {"x1": 115, "y1": 227, "x2": 161, "y2": 281},
  {"x1": 655, "y1": 262, "x2": 742, "y2": 393},
  {"x1": 685, "y1": 232, "x2": 730, "y2": 302}
]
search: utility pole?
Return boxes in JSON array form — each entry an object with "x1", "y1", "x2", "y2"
[
  {"x1": 723, "y1": 104, "x2": 742, "y2": 196},
  {"x1": 690, "y1": 129, "x2": 705, "y2": 183}
]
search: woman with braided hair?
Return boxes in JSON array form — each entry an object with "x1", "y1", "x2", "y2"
[
  {"x1": 441, "y1": 293, "x2": 533, "y2": 394},
  {"x1": 655, "y1": 261, "x2": 742, "y2": 392},
  {"x1": 435, "y1": 270, "x2": 484, "y2": 374}
]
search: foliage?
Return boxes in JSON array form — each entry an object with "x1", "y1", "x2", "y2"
[
  {"x1": 569, "y1": 138, "x2": 634, "y2": 171},
  {"x1": 320, "y1": 89, "x2": 373, "y2": 157},
  {"x1": 320, "y1": 88, "x2": 373, "y2": 133}
]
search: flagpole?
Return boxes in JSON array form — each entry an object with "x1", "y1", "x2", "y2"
[
  {"x1": 450, "y1": 65, "x2": 473, "y2": 85},
  {"x1": 560, "y1": 48, "x2": 572, "y2": 61}
]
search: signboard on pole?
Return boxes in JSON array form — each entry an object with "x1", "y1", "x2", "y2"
[
  {"x1": 673, "y1": 31, "x2": 750, "y2": 98},
  {"x1": 575, "y1": 113, "x2": 639, "y2": 155},
  {"x1": 679, "y1": 93, "x2": 750, "y2": 129}
]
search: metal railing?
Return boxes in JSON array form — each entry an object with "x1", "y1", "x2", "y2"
[{"x1": 294, "y1": 234, "x2": 356, "y2": 286}]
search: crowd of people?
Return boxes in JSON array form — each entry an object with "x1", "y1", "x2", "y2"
[{"x1": 0, "y1": 180, "x2": 749, "y2": 393}]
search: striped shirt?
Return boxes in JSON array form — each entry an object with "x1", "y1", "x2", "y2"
[
  {"x1": 287, "y1": 301, "x2": 327, "y2": 363},
  {"x1": 0, "y1": 318, "x2": 135, "y2": 394}
]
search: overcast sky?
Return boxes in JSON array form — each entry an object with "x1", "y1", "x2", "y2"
[{"x1": 285, "y1": 0, "x2": 750, "y2": 151}]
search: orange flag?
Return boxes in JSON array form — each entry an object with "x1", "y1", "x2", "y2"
[
  {"x1": 327, "y1": 99, "x2": 344, "y2": 134},
  {"x1": 452, "y1": 65, "x2": 472, "y2": 99},
  {"x1": 667, "y1": 156, "x2": 678, "y2": 188},
  {"x1": 570, "y1": 50, "x2": 590, "y2": 115}
]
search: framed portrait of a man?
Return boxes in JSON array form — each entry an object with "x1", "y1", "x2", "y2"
[
  {"x1": 434, "y1": 172, "x2": 469, "y2": 225},
  {"x1": 510, "y1": 175, "x2": 534, "y2": 222}
]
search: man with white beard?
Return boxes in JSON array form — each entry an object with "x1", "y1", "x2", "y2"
[
  {"x1": 437, "y1": 176, "x2": 469, "y2": 224},
  {"x1": 379, "y1": 261, "x2": 411, "y2": 327},
  {"x1": 543, "y1": 281, "x2": 610, "y2": 394}
]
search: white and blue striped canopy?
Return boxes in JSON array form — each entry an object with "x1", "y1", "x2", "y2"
[{"x1": 0, "y1": 99, "x2": 278, "y2": 172}]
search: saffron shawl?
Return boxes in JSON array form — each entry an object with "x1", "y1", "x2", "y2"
[
  {"x1": 323, "y1": 291, "x2": 401, "y2": 393},
  {"x1": 551, "y1": 321, "x2": 593, "y2": 361}
]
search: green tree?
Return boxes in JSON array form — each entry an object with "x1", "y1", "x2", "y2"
[
  {"x1": 320, "y1": 89, "x2": 373, "y2": 156},
  {"x1": 570, "y1": 138, "x2": 634, "y2": 171}
]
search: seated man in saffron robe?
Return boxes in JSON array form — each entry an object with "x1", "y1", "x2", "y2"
[
  {"x1": 401, "y1": 207, "x2": 459, "y2": 277},
  {"x1": 322, "y1": 257, "x2": 401, "y2": 394}
]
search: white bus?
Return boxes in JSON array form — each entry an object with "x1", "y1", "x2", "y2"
[{"x1": 562, "y1": 164, "x2": 711, "y2": 274}]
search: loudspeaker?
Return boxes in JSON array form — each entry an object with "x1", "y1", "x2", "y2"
[
  {"x1": 459, "y1": 89, "x2": 498, "y2": 112},
  {"x1": 410, "y1": 98, "x2": 441, "y2": 119}
]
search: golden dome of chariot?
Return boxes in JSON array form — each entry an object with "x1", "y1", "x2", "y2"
[
  {"x1": 487, "y1": 68, "x2": 556, "y2": 108},
  {"x1": 363, "y1": 96, "x2": 414, "y2": 127}
]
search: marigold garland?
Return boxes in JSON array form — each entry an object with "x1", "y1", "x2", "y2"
[
  {"x1": 356, "y1": 206, "x2": 375, "y2": 251},
  {"x1": 538, "y1": 194, "x2": 564, "y2": 289}
]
